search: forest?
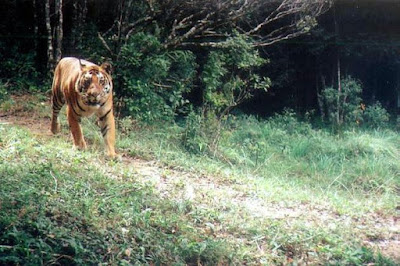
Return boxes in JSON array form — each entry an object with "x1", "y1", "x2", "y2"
[
  {"x1": 0, "y1": 0, "x2": 399, "y2": 265},
  {"x1": 0, "y1": 0, "x2": 399, "y2": 122}
]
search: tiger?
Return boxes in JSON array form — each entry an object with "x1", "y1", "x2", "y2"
[{"x1": 50, "y1": 57, "x2": 116, "y2": 158}]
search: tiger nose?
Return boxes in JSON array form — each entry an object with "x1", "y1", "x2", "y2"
[
  {"x1": 88, "y1": 86, "x2": 100, "y2": 97},
  {"x1": 88, "y1": 91, "x2": 99, "y2": 97}
]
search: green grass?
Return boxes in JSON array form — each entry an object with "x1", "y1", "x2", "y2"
[
  {"x1": 118, "y1": 114, "x2": 399, "y2": 214},
  {"x1": 0, "y1": 126, "x2": 235, "y2": 265},
  {"x1": 0, "y1": 96, "x2": 399, "y2": 264}
]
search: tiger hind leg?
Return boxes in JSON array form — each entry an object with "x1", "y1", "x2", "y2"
[{"x1": 67, "y1": 106, "x2": 87, "y2": 150}]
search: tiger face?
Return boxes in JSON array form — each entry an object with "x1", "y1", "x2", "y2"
[{"x1": 76, "y1": 63, "x2": 112, "y2": 106}]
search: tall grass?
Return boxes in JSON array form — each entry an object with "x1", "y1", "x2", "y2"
[{"x1": 118, "y1": 111, "x2": 399, "y2": 213}]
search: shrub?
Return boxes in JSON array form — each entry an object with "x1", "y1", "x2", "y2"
[
  {"x1": 0, "y1": 42, "x2": 43, "y2": 92},
  {"x1": 201, "y1": 33, "x2": 270, "y2": 118},
  {"x1": 363, "y1": 102, "x2": 390, "y2": 128},
  {"x1": 115, "y1": 33, "x2": 197, "y2": 123},
  {"x1": 321, "y1": 76, "x2": 363, "y2": 127}
]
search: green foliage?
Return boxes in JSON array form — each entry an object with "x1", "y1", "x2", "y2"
[
  {"x1": 321, "y1": 76, "x2": 391, "y2": 129},
  {"x1": 118, "y1": 111, "x2": 398, "y2": 264},
  {"x1": 201, "y1": 33, "x2": 270, "y2": 117},
  {"x1": 182, "y1": 110, "x2": 208, "y2": 154},
  {"x1": 116, "y1": 33, "x2": 197, "y2": 122},
  {"x1": 119, "y1": 107, "x2": 399, "y2": 199},
  {"x1": 321, "y1": 76, "x2": 363, "y2": 127},
  {"x1": 0, "y1": 81, "x2": 9, "y2": 102},
  {"x1": 0, "y1": 42, "x2": 44, "y2": 92},
  {"x1": 363, "y1": 102, "x2": 390, "y2": 128},
  {"x1": 181, "y1": 109, "x2": 222, "y2": 154}
]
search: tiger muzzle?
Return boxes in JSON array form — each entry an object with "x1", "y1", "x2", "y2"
[{"x1": 87, "y1": 85, "x2": 101, "y2": 105}]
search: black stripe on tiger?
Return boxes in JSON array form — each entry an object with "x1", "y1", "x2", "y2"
[
  {"x1": 52, "y1": 96, "x2": 63, "y2": 111},
  {"x1": 54, "y1": 86, "x2": 64, "y2": 105},
  {"x1": 52, "y1": 90, "x2": 64, "y2": 110},
  {"x1": 75, "y1": 97, "x2": 86, "y2": 112},
  {"x1": 101, "y1": 125, "x2": 109, "y2": 137},
  {"x1": 71, "y1": 103, "x2": 81, "y2": 118},
  {"x1": 99, "y1": 109, "x2": 111, "y2": 121}
]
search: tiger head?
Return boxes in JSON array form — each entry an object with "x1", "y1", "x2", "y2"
[{"x1": 77, "y1": 60, "x2": 113, "y2": 106}]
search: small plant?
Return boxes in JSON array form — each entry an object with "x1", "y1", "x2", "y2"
[
  {"x1": 0, "y1": 81, "x2": 9, "y2": 103},
  {"x1": 182, "y1": 110, "x2": 207, "y2": 153},
  {"x1": 181, "y1": 109, "x2": 221, "y2": 154}
]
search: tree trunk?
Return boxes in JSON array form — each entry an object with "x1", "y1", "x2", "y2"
[
  {"x1": 333, "y1": 2, "x2": 342, "y2": 126},
  {"x1": 33, "y1": 0, "x2": 38, "y2": 50},
  {"x1": 78, "y1": 0, "x2": 87, "y2": 42},
  {"x1": 397, "y1": 66, "x2": 400, "y2": 115},
  {"x1": 337, "y1": 55, "x2": 342, "y2": 125},
  {"x1": 69, "y1": 0, "x2": 87, "y2": 54},
  {"x1": 55, "y1": 0, "x2": 63, "y2": 63},
  {"x1": 317, "y1": 71, "x2": 326, "y2": 122},
  {"x1": 45, "y1": 0, "x2": 54, "y2": 71}
]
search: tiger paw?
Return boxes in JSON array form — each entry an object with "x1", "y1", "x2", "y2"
[{"x1": 50, "y1": 123, "x2": 61, "y2": 134}]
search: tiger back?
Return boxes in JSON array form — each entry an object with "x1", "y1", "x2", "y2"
[{"x1": 50, "y1": 57, "x2": 116, "y2": 158}]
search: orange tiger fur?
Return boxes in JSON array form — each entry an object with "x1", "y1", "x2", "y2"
[{"x1": 50, "y1": 57, "x2": 116, "y2": 158}]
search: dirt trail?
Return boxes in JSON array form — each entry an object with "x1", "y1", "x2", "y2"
[{"x1": 1, "y1": 96, "x2": 399, "y2": 262}]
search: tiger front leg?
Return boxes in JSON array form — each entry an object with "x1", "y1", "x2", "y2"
[
  {"x1": 67, "y1": 105, "x2": 87, "y2": 150},
  {"x1": 97, "y1": 108, "x2": 116, "y2": 158},
  {"x1": 50, "y1": 89, "x2": 64, "y2": 134},
  {"x1": 51, "y1": 114, "x2": 61, "y2": 134}
]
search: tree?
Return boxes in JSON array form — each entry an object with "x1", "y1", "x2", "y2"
[
  {"x1": 98, "y1": 0, "x2": 331, "y2": 60},
  {"x1": 44, "y1": 0, "x2": 54, "y2": 70},
  {"x1": 55, "y1": 0, "x2": 63, "y2": 64},
  {"x1": 94, "y1": 0, "x2": 331, "y2": 119},
  {"x1": 44, "y1": 0, "x2": 63, "y2": 71}
]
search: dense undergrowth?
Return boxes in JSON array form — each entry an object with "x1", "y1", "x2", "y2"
[{"x1": 0, "y1": 96, "x2": 399, "y2": 264}]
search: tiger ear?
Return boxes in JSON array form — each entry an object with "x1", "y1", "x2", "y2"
[
  {"x1": 101, "y1": 62, "x2": 112, "y2": 75},
  {"x1": 79, "y1": 59, "x2": 86, "y2": 70}
]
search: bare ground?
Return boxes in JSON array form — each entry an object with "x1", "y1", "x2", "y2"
[{"x1": 1, "y1": 95, "x2": 399, "y2": 263}]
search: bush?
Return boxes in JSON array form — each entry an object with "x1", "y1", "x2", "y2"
[
  {"x1": 363, "y1": 102, "x2": 390, "y2": 128},
  {"x1": 115, "y1": 33, "x2": 197, "y2": 123},
  {"x1": 320, "y1": 76, "x2": 390, "y2": 129},
  {"x1": 321, "y1": 76, "x2": 363, "y2": 127},
  {"x1": 0, "y1": 42, "x2": 43, "y2": 92},
  {"x1": 201, "y1": 33, "x2": 270, "y2": 118}
]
